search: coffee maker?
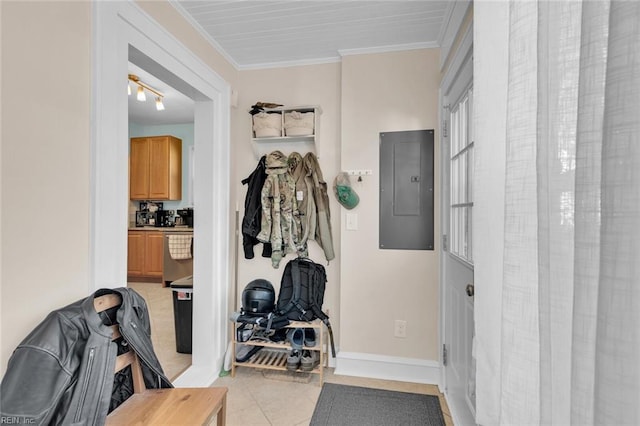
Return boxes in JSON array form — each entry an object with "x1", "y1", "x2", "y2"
[
  {"x1": 176, "y1": 208, "x2": 194, "y2": 227},
  {"x1": 155, "y1": 210, "x2": 175, "y2": 227}
]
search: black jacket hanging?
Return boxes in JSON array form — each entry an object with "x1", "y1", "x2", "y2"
[{"x1": 241, "y1": 155, "x2": 273, "y2": 259}]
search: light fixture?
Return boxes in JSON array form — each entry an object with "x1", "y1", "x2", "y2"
[
  {"x1": 155, "y1": 97, "x2": 165, "y2": 111},
  {"x1": 136, "y1": 85, "x2": 146, "y2": 102},
  {"x1": 128, "y1": 74, "x2": 165, "y2": 111}
]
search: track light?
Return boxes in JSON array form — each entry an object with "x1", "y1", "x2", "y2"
[
  {"x1": 128, "y1": 73, "x2": 165, "y2": 111},
  {"x1": 137, "y1": 85, "x2": 146, "y2": 102}
]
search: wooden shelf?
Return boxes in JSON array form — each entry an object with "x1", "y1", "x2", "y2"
[
  {"x1": 250, "y1": 106, "x2": 321, "y2": 159},
  {"x1": 231, "y1": 318, "x2": 326, "y2": 385}
]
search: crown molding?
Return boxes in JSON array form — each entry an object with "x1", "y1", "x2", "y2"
[
  {"x1": 239, "y1": 55, "x2": 342, "y2": 71},
  {"x1": 339, "y1": 41, "x2": 439, "y2": 58}
]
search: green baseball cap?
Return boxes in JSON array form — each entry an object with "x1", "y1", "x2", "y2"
[{"x1": 333, "y1": 173, "x2": 360, "y2": 209}]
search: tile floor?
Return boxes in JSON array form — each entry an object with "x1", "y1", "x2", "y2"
[
  {"x1": 129, "y1": 282, "x2": 453, "y2": 426},
  {"x1": 127, "y1": 282, "x2": 192, "y2": 380}
]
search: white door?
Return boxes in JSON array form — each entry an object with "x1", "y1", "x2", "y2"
[{"x1": 442, "y1": 86, "x2": 476, "y2": 424}]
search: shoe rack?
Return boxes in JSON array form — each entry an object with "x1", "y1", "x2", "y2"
[{"x1": 231, "y1": 319, "x2": 326, "y2": 385}]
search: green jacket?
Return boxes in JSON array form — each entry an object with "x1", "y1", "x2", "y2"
[
  {"x1": 257, "y1": 151, "x2": 300, "y2": 268},
  {"x1": 304, "y1": 152, "x2": 335, "y2": 261}
]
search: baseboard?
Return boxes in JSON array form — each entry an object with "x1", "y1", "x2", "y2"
[
  {"x1": 444, "y1": 390, "x2": 477, "y2": 426},
  {"x1": 172, "y1": 364, "x2": 219, "y2": 388},
  {"x1": 334, "y1": 351, "x2": 441, "y2": 386}
]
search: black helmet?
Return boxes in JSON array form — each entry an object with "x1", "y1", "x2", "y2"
[{"x1": 242, "y1": 279, "x2": 275, "y2": 315}]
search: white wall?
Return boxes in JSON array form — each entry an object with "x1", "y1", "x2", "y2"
[
  {"x1": 0, "y1": 0, "x2": 238, "y2": 377},
  {"x1": 233, "y1": 51, "x2": 442, "y2": 370},
  {"x1": 0, "y1": 2, "x2": 92, "y2": 373},
  {"x1": 233, "y1": 64, "x2": 342, "y2": 337},
  {"x1": 340, "y1": 50, "x2": 441, "y2": 361}
]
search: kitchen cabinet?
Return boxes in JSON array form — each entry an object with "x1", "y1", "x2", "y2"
[
  {"x1": 127, "y1": 230, "x2": 164, "y2": 280},
  {"x1": 130, "y1": 135, "x2": 182, "y2": 200}
]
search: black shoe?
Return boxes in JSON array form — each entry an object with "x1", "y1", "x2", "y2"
[{"x1": 304, "y1": 328, "x2": 316, "y2": 347}]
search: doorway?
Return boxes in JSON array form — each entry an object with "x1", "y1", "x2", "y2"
[
  {"x1": 126, "y1": 57, "x2": 196, "y2": 380},
  {"x1": 92, "y1": 2, "x2": 231, "y2": 387}
]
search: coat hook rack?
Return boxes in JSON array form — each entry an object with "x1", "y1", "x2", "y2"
[
  {"x1": 346, "y1": 170, "x2": 373, "y2": 177},
  {"x1": 345, "y1": 170, "x2": 372, "y2": 183}
]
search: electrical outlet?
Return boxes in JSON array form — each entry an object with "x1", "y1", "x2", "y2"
[{"x1": 394, "y1": 320, "x2": 407, "y2": 338}]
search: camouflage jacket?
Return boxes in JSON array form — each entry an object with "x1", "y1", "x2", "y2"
[
  {"x1": 288, "y1": 152, "x2": 315, "y2": 258},
  {"x1": 257, "y1": 151, "x2": 301, "y2": 268}
]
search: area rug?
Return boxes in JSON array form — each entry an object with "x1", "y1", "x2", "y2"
[{"x1": 310, "y1": 383, "x2": 445, "y2": 426}]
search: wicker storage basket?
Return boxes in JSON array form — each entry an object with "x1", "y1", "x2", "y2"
[
  {"x1": 284, "y1": 111, "x2": 314, "y2": 136},
  {"x1": 253, "y1": 112, "x2": 282, "y2": 137}
]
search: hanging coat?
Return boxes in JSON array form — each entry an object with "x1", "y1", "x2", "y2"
[
  {"x1": 257, "y1": 151, "x2": 300, "y2": 268},
  {"x1": 288, "y1": 152, "x2": 316, "y2": 257},
  {"x1": 304, "y1": 152, "x2": 335, "y2": 261},
  {"x1": 241, "y1": 156, "x2": 272, "y2": 259}
]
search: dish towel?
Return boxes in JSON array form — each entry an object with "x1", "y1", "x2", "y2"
[{"x1": 168, "y1": 234, "x2": 193, "y2": 260}]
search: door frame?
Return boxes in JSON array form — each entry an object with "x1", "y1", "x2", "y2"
[
  {"x1": 91, "y1": 2, "x2": 231, "y2": 387},
  {"x1": 439, "y1": 22, "x2": 475, "y2": 425}
]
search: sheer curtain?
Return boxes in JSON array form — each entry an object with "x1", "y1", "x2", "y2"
[{"x1": 475, "y1": 1, "x2": 640, "y2": 425}]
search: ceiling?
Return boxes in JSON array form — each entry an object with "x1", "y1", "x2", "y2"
[
  {"x1": 172, "y1": 0, "x2": 450, "y2": 69},
  {"x1": 130, "y1": 0, "x2": 450, "y2": 125}
]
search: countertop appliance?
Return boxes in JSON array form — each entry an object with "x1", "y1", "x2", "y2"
[
  {"x1": 136, "y1": 211, "x2": 155, "y2": 227},
  {"x1": 136, "y1": 209, "x2": 175, "y2": 227},
  {"x1": 155, "y1": 210, "x2": 175, "y2": 227},
  {"x1": 176, "y1": 208, "x2": 194, "y2": 227}
]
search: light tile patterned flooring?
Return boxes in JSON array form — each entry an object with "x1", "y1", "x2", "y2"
[
  {"x1": 127, "y1": 282, "x2": 192, "y2": 380},
  {"x1": 129, "y1": 282, "x2": 453, "y2": 426}
]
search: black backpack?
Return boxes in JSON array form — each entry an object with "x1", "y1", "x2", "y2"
[{"x1": 276, "y1": 257, "x2": 336, "y2": 356}]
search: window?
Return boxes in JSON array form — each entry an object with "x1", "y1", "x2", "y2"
[{"x1": 449, "y1": 87, "x2": 473, "y2": 263}]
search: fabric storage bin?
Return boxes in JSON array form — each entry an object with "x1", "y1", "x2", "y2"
[
  {"x1": 284, "y1": 111, "x2": 314, "y2": 136},
  {"x1": 253, "y1": 112, "x2": 282, "y2": 137}
]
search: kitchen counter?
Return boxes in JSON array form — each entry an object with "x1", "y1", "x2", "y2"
[{"x1": 129, "y1": 226, "x2": 193, "y2": 232}]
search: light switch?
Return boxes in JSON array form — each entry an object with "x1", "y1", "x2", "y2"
[{"x1": 346, "y1": 213, "x2": 358, "y2": 230}]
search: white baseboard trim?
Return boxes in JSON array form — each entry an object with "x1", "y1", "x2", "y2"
[
  {"x1": 173, "y1": 364, "x2": 219, "y2": 388},
  {"x1": 334, "y1": 351, "x2": 441, "y2": 386}
]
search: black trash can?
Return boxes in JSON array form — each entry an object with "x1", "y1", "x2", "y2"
[{"x1": 170, "y1": 275, "x2": 193, "y2": 354}]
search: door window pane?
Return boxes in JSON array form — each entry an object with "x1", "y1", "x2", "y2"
[{"x1": 450, "y1": 88, "x2": 474, "y2": 263}]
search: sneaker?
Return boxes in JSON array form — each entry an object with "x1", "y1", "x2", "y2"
[
  {"x1": 287, "y1": 349, "x2": 302, "y2": 371},
  {"x1": 287, "y1": 328, "x2": 304, "y2": 350},
  {"x1": 304, "y1": 328, "x2": 316, "y2": 347},
  {"x1": 300, "y1": 350, "x2": 320, "y2": 371}
]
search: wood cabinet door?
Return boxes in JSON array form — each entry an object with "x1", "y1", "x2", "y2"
[
  {"x1": 144, "y1": 232, "x2": 165, "y2": 277},
  {"x1": 130, "y1": 138, "x2": 150, "y2": 199},
  {"x1": 148, "y1": 137, "x2": 170, "y2": 200},
  {"x1": 127, "y1": 232, "x2": 145, "y2": 276}
]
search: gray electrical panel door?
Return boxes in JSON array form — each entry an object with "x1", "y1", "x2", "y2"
[{"x1": 379, "y1": 129, "x2": 434, "y2": 250}]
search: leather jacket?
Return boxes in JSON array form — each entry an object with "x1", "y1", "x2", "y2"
[
  {"x1": 0, "y1": 288, "x2": 172, "y2": 425},
  {"x1": 241, "y1": 155, "x2": 272, "y2": 259}
]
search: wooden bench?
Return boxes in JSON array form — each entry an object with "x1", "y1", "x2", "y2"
[{"x1": 94, "y1": 294, "x2": 227, "y2": 425}]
